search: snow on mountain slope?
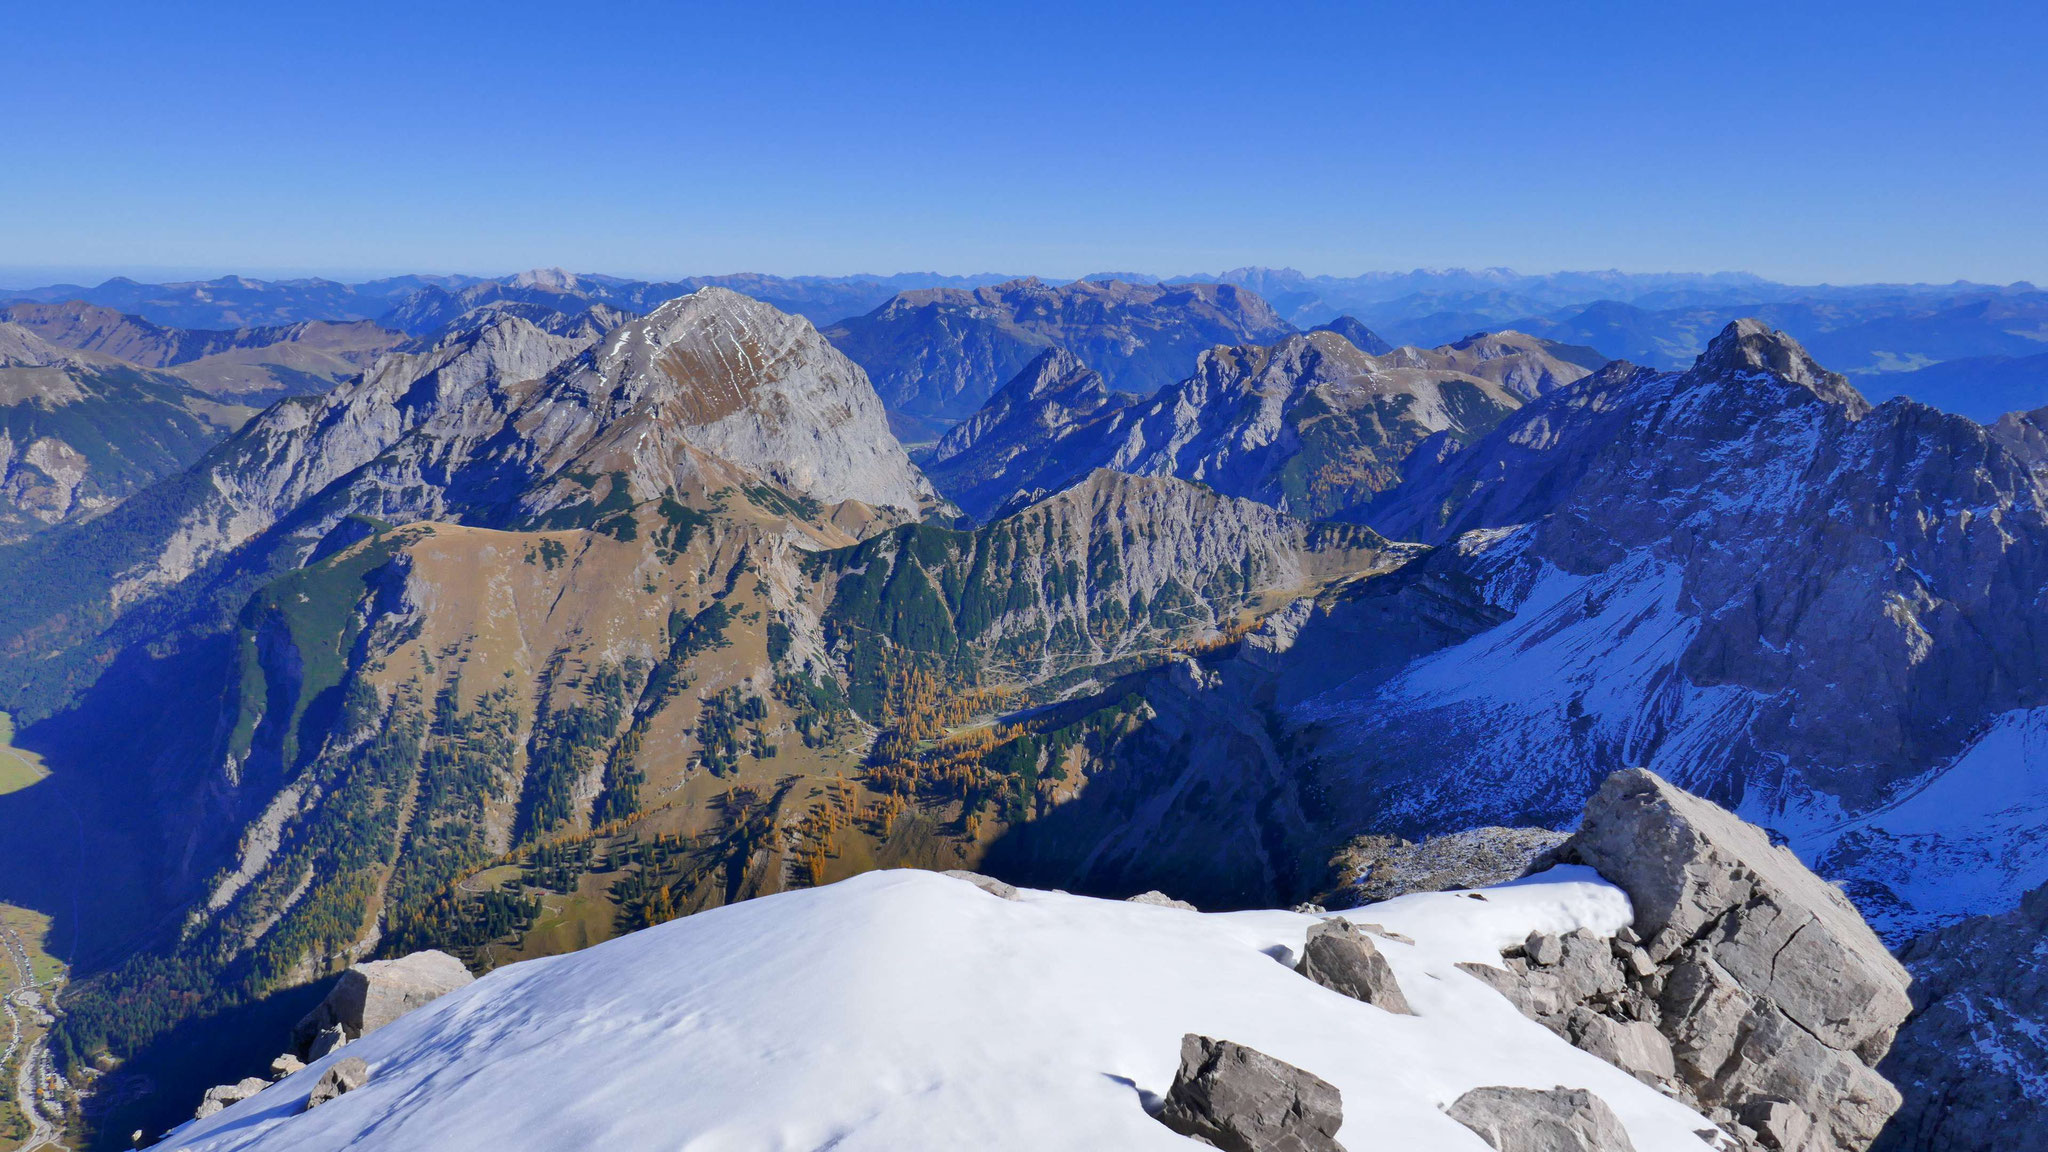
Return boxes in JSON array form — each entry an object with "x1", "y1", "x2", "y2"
[
  {"x1": 1810, "y1": 707, "x2": 2048, "y2": 937},
  {"x1": 1298, "y1": 525, "x2": 2048, "y2": 946},
  {"x1": 1312, "y1": 320, "x2": 2048, "y2": 941},
  {"x1": 158, "y1": 869, "x2": 1720, "y2": 1152},
  {"x1": 1297, "y1": 530, "x2": 1776, "y2": 835}
]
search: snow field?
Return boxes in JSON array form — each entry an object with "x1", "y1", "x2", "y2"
[{"x1": 163, "y1": 867, "x2": 1716, "y2": 1152}]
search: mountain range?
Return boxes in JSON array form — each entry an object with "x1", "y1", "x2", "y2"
[
  {"x1": 821, "y1": 278, "x2": 1296, "y2": 422},
  {"x1": 0, "y1": 277, "x2": 2044, "y2": 1149},
  {"x1": 13, "y1": 267, "x2": 2044, "y2": 424},
  {"x1": 922, "y1": 328, "x2": 1601, "y2": 520}
]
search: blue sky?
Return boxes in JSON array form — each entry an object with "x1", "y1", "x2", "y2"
[{"x1": 3, "y1": 0, "x2": 2042, "y2": 285}]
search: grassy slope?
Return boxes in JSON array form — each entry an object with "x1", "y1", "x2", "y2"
[{"x1": 0, "y1": 715, "x2": 47, "y2": 797}]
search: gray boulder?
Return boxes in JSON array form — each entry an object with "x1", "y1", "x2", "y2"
[
  {"x1": 1556, "y1": 769, "x2": 1912, "y2": 1152},
  {"x1": 1447, "y1": 1086, "x2": 1637, "y2": 1152},
  {"x1": 1157, "y1": 1034, "x2": 1345, "y2": 1152},
  {"x1": 1568, "y1": 1011, "x2": 1675, "y2": 1085},
  {"x1": 303, "y1": 1056, "x2": 371, "y2": 1111},
  {"x1": 1295, "y1": 919, "x2": 1413, "y2": 1014},
  {"x1": 294, "y1": 949, "x2": 474, "y2": 1055},
  {"x1": 269, "y1": 1053, "x2": 305, "y2": 1079}
]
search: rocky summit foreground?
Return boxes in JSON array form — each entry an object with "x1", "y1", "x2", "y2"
[{"x1": 140, "y1": 769, "x2": 1908, "y2": 1152}]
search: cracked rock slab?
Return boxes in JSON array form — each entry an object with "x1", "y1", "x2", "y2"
[{"x1": 1558, "y1": 769, "x2": 1912, "y2": 1152}]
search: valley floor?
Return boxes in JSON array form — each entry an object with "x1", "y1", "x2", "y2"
[{"x1": 0, "y1": 903, "x2": 69, "y2": 1151}]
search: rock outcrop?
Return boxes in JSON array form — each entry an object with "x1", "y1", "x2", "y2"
[
  {"x1": 811, "y1": 469, "x2": 1394, "y2": 710},
  {"x1": 1126, "y1": 890, "x2": 1197, "y2": 911},
  {"x1": 941, "y1": 870, "x2": 1019, "y2": 900},
  {"x1": 1447, "y1": 1086, "x2": 1637, "y2": 1152},
  {"x1": 1326, "y1": 826, "x2": 1569, "y2": 905},
  {"x1": 306, "y1": 1025, "x2": 347, "y2": 1060},
  {"x1": 1294, "y1": 919, "x2": 1412, "y2": 1014},
  {"x1": 293, "y1": 950, "x2": 474, "y2": 1055},
  {"x1": 553, "y1": 287, "x2": 937, "y2": 516},
  {"x1": 1464, "y1": 770, "x2": 1912, "y2": 1152},
  {"x1": 1156, "y1": 1034, "x2": 1345, "y2": 1152},
  {"x1": 304, "y1": 1057, "x2": 371, "y2": 1111},
  {"x1": 193, "y1": 1077, "x2": 270, "y2": 1120}
]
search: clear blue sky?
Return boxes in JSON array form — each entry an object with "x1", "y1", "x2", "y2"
[{"x1": 3, "y1": 0, "x2": 2042, "y2": 285}]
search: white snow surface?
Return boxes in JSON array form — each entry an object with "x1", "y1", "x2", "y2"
[
  {"x1": 1808, "y1": 706, "x2": 2048, "y2": 935},
  {"x1": 160, "y1": 868, "x2": 1719, "y2": 1152}
]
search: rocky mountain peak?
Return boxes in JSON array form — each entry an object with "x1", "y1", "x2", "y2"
[
  {"x1": 508, "y1": 266, "x2": 581, "y2": 291},
  {"x1": 921, "y1": 351, "x2": 1139, "y2": 517},
  {"x1": 1184, "y1": 330, "x2": 1377, "y2": 399},
  {"x1": 1689, "y1": 319, "x2": 1871, "y2": 414},
  {"x1": 1988, "y1": 402, "x2": 2048, "y2": 468},
  {"x1": 927, "y1": 348, "x2": 1109, "y2": 465},
  {"x1": 536, "y1": 286, "x2": 936, "y2": 515},
  {"x1": 1306, "y1": 315, "x2": 1393, "y2": 355},
  {"x1": 1004, "y1": 347, "x2": 1097, "y2": 403}
]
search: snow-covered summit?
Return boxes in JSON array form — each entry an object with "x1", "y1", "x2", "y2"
[{"x1": 159, "y1": 868, "x2": 1721, "y2": 1152}]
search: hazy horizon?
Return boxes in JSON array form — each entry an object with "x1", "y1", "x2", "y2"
[{"x1": 1, "y1": 263, "x2": 2039, "y2": 294}]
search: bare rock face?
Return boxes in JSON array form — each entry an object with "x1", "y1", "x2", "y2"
[
  {"x1": 303, "y1": 1056, "x2": 371, "y2": 1111},
  {"x1": 1156, "y1": 1034, "x2": 1346, "y2": 1152},
  {"x1": 1294, "y1": 919, "x2": 1412, "y2": 1014},
  {"x1": 1478, "y1": 769, "x2": 1912, "y2": 1152},
  {"x1": 1873, "y1": 880, "x2": 2048, "y2": 1152},
  {"x1": 555, "y1": 287, "x2": 937, "y2": 516},
  {"x1": 294, "y1": 949, "x2": 473, "y2": 1054},
  {"x1": 1127, "y1": 890, "x2": 1198, "y2": 911},
  {"x1": 1447, "y1": 1086, "x2": 1637, "y2": 1152},
  {"x1": 916, "y1": 321, "x2": 1601, "y2": 522}
]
